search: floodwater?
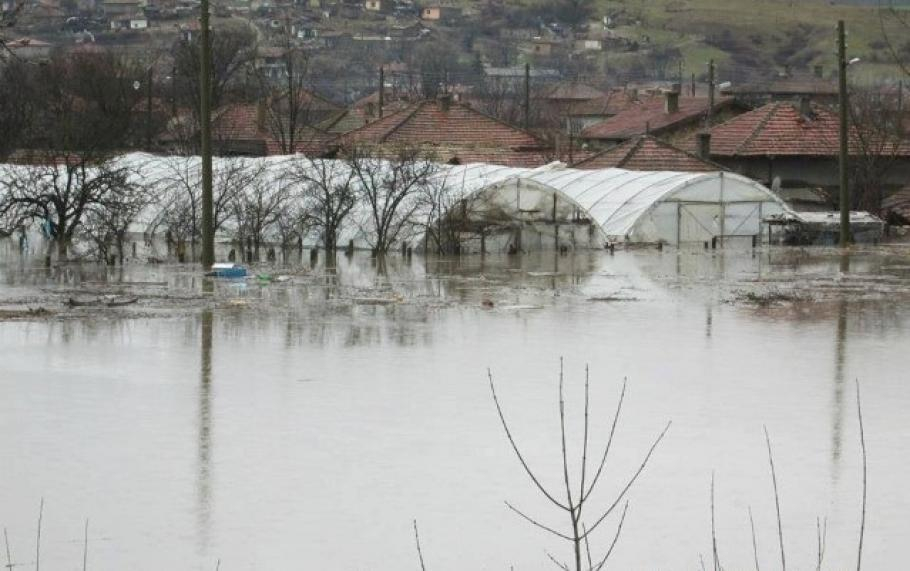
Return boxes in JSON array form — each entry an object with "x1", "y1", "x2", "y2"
[{"x1": 2, "y1": 245, "x2": 910, "y2": 570}]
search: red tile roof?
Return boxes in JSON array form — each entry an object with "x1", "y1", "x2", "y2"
[
  {"x1": 538, "y1": 82, "x2": 605, "y2": 101},
  {"x1": 580, "y1": 96, "x2": 734, "y2": 141},
  {"x1": 212, "y1": 104, "x2": 336, "y2": 156},
  {"x1": 573, "y1": 135, "x2": 724, "y2": 172},
  {"x1": 567, "y1": 91, "x2": 641, "y2": 117},
  {"x1": 338, "y1": 98, "x2": 552, "y2": 166},
  {"x1": 706, "y1": 102, "x2": 910, "y2": 157}
]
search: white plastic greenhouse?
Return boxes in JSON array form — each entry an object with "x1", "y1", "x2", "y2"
[
  {"x1": 1, "y1": 153, "x2": 793, "y2": 258},
  {"x1": 438, "y1": 163, "x2": 792, "y2": 247}
]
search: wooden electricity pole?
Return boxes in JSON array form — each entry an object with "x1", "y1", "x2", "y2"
[
  {"x1": 378, "y1": 66, "x2": 384, "y2": 118},
  {"x1": 837, "y1": 20, "x2": 850, "y2": 247},
  {"x1": 706, "y1": 59, "x2": 715, "y2": 128},
  {"x1": 524, "y1": 62, "x2": 530, "y2": 130},
  {"x1": 200, "y1": 0, "x2": 215, "y2": 267}
]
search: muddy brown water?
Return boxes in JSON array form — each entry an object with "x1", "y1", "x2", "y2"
[{"x1": 2, "y1": 245, "x2": 910, "y2": 570}]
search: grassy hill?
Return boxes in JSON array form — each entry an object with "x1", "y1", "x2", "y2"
[
  {"x1": 598, "y1": 0, "x2": 907, "y2": 81},
  {"x1": 478, "y1": 0, "x2": 909, "y2": 83}
]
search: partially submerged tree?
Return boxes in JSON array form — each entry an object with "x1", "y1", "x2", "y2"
[
  {"x1": 0, "y1": 159, "x2": 139, "y2": 262},
  {"x1": 0, "y1": 48, "x2": 148, "y2": 261},
  {"x1": 153, "y1": 157, "x2": 249, "y2": 260},
  {"x1": 78, "y1": 176, "x2": 151, "y2": 264},
  {"x1": 346, "y1": 145, "x2": 438, "y2": 255},
  {"x1": 230, "y1": 158, "x2": 289, "y2": 261},
  {"x1": 488, "y1": 362, "x2": 670, "y2": 571},
  {"x1": 289, "y1": 156, "x2": 357, "y2": 253}
]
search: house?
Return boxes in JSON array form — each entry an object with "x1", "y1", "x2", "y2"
[
  {"x1": 205, "y1": 103, "x2": 337, "y2": 156},
  {"x1": 483, "y1": 65, "x2": 561, "y2": 91},
  {"x1": 500, "y1": 27, "x2": 538, "y2": 41},
  {"x1": 701, "y1": 100, "x2": 910, "y2": 200},
  {"x1": 101, "y1": 0, "x2": 145, "y2": 16},
  {"x1": 534, "y1": 82, "x2": 604, "y2": 130},
  {"x1": 526, "y1": 38, "x2": 559, "y2": 57},
  {"x1": 579, "y1": 90, "x2": 744, "y2": 146},
  {"x1": 565, "y1": 90, "x2": 641, "y2": 134},
  {"x1": 110, "y1": 14, "x2": 147, "y2": 29},
  {"x1": 337, "y1": 94, "x2": 553, "y2": 166},
  {"x1": 363, "y1": 0, "x2": 390, "y2": 12},
  {"x1": 720, "y1": 70, "x2": 838, "y2": 106},
  {"x1": 573, "y1": 135, "x2": 726, "y2": 172},
  {"x1": 420, "y1": 4, "x2": 460, "y2": 23},
  {"x1": 4, "y1": 37, "x2": 54, "y2": 60}
]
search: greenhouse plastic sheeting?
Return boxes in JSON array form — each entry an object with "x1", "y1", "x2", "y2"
[{"x1": 2, "y1": 153, "x2": 792, "y2": 246}]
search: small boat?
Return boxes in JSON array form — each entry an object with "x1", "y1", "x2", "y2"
[{"x1": 206, "y1": 263, "x2": 248, "y2": 278}]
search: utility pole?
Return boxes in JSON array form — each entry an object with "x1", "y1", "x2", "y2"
[
  {"x1": 898, "y1": 79, "x2": 904, "y2": 118},
  {"x1": 200, "y1": 0, "x2": 215, "y2": 267},
  {"x1": 146, "y1": 66, "x2": 153, "y2": 150},
  {"x1": 837, "y1": 19, "x2": 850, "y2": 247},
  {"x1": 706, "y1": 59, "x2": 715, "y2": 128},
  {"x1": 378, "y1": 66, "x2": 384, "y2": 118},
  {"x1": 524, "y1": 62, "x2": 530, "y2": 130}
]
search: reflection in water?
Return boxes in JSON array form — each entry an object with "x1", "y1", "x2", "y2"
[
  {"x1": 197, "y1": 307, "x2": 214, "y2": 555},
  {"x1": 831, "y1": 298, "x2": 848, "y2": 477},
  {"x1": 831, "y1": 251, "x2": 851, "y2": 477},
  {"x1": 4, "y1": 245, "x2": 910, "y2": 569}
]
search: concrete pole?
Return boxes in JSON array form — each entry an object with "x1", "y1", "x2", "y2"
[
  {"x1": 838, "y1": 20, "x2": 851, "y2": 247},
  {"x1": 200, "y1": 0, "x2": 215, "y2": 267}
]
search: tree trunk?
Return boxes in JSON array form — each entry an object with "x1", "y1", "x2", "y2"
[{"x1": 56, "y1": 237, "x2": 68, "y2": 261}]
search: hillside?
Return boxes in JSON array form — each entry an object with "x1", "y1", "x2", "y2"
[{"x1": 487, "y1": 0, "x2": 910, "y2": 83}]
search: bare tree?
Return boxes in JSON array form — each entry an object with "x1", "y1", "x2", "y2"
[
  {"x1": 230, "y1": 158, "x2": 289, "y2": 261},
  {"x1": 847, "y1": 85, "x2": 909, "y2": 213},
  {"x1": 347, "y1": 145, "x2": 438, "y2": 255},
  {"x1": 0, "y1": 159, "x2": 138, "y2": 262},
  {"x1": 154, "y1": 157, "x2": 248, "y2": 261},
  {"x1": 878, "y1": 0, "x2": 910, "y2": 77},
  {"x1": 254, "y1": 15, "x2": 323, "y2": 155},
  {"x1": 79, "y1": 174, "x2": 151, "y2": 264},
  {"x1": 0, "y1": 58, "x2": 39, "y2": 159},
  {"x1": 274, "y1": 201, "x2": 311, "y2": 262},
  {"x1": 289, "y1": 156, "x2": 357, "y2": 253},
  {"x1": 0, "y1": 0, "x2": 26, "y2": 56},
  {"x1": 488, "y1": 362, "x2": 670, "y2": 571},
  {"x1": 170, "y1": 25, "x2": 257, "y2": 152}
]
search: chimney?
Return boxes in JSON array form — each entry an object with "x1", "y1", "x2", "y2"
[
  {"x1": 664, "y1": 89, "x2": 680, "y2": 114},
  {"x1": 437, "y1": 92, "x2": 453, "y2": 111},
  {"x1": 799, "y1": 96, "x2": 812, "y2": 117},
  {"x1": 696, "y1": 131, "x2": 712, "y2": 160},
  {"x1": 813, "y1": 64, "x2": 824, "y2": 78}
]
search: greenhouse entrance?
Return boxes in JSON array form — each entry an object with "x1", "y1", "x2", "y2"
[{"x1": 675, "y1": 201, "x2": 767, "y2": 246}]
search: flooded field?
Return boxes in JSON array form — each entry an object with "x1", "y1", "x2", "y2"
[{"x1": 2, "y1": 244, "x2": 910, "y2": 570}]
